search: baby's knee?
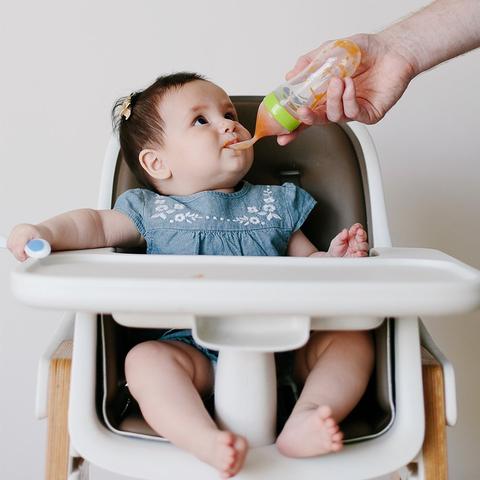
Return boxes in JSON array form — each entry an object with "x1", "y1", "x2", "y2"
[
  {"x1": 308, "y1": 329, "x2": 368, "y2": 347},
  {"x1": 334, "y1": 330, "x2": 374, "y2": 358},
  {"x1": 125, "y1": 341, "x2": 148, "y2": 375},
  {"x1": 308, "y1": 330, "x2": 374, "y2": 363},
  {"x1": 125, "y1": 340, "x2": 175, "y2": 377},
  {"x1": 343, "y1": 330, "x2": 373, "y2": 347},
  {"x1": 325, "y1": 329, "x2": 372, "y2": 347}
]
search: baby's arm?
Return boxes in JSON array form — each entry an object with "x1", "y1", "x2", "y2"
[
  {"x1": 287, "y1": 223, "x2": 368, "y2": 258},
  {"x1": 8, "y1": 209, "x2": 143, "y2": 261},
  {"x1": 287, "y1": 229, "x2": 325, "y2": 257}
]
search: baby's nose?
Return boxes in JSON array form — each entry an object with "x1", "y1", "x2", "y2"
[{"x1": 220, "y1": 118, "x2": 236, "y2": 133}]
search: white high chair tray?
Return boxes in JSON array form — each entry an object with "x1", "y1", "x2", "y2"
[{"x1": 11, "y1": 247, "x2": 480, "y2": 318}]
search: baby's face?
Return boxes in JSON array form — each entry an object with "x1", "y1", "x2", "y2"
[{"x1": 156, "y1": 80, "x2": 253, "y2": 194}]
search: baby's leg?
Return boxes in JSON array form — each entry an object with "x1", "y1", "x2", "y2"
[
  {"x1": 276, "y1": 330, "x2": 374, "y2": 458},
  {"x1": 125, "y1": 340, "x2": 247, "y2": 478}
]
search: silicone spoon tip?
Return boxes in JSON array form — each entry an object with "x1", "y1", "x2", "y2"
[{"x1": 228, "y1": 137, "x2": 258, "y2": 150}]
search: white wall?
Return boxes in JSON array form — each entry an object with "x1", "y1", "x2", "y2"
[{"x1": 1, "y1": 1, "x2": 479, "y2": 478}]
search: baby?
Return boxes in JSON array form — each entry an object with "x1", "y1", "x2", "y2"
[{"x1": 8, "y1": 72, "x2": 374, "y2": 478}]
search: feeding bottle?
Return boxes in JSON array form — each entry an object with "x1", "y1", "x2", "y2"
[{"x1": 231, "y1": 39, "x2": 361, "y2": 150}]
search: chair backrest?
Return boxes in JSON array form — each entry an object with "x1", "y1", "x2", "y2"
[{"x1": 108, "y1": 96, "x2": 384, "y2": 251}]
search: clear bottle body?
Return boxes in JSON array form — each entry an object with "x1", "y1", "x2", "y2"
[
  {"x1": 272, "y1": 39, "x2": 361, "y2": 121},
  {"x1": 230, "y1": 39, "x2": 361, "y2": 150}
]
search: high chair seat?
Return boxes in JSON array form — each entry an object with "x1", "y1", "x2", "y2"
[{"x1": 11, "y1": 96, "x2": 480, "y2": 480}]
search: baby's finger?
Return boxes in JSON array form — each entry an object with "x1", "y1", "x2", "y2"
[
  {"x1": 349, "y1": 222, "x2": 363, "y2": 232},
  {"x1": 352, "y1": 225, "x2": 367, "y2": 241},
  {"x1": 326, "y1": 77, "x2": 346, "y2": 123},
  {"x1": 6, "y1": 236, "x2": 24, "y2": 262},
  {"x1": 355, "y1": 229, "x2": 368, "y2": 242},
  {"x1": 356, "y1": 241, "x2": 369, "y2": 252},
  {"x1": 11, "y1": 245, "x2": 28, "y2": 262},
  {"x1": 330, "y1": 229, "x2": 347, "y2": 247},
  {"x1": 337, "y1": 228, "x2": 349, "y2": 243}
]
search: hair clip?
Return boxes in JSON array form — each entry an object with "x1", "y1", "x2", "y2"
[{"x1": 120, "y1": 95, "x2": 132, "y2": 120}]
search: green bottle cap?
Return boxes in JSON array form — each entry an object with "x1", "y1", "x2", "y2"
[{"x1": 263, "y1": 92, "x2": 301, "y2": 132}]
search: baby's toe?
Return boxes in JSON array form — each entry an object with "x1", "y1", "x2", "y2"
[
  {"x1": 226, "y1": 436, "x2": 248, "y2": 476},
  {"x1": 219, "y1": 431, "x2": 235, "y2": 446},
  {"x1": 327, "y1": 424, "x2": 339, "y2": 434},
  {"x1": 332, "y1": 431, "x2": 343, "y2": 442},
  {"x1": 223, "y1": 451, "x2": 235, "y2": 469},
  {"x1": 317, "y1": 405, "x2": 332, "y2": 420},
  {"x1": 331, "y1": 442, "x2": 343, "y2": 452},
  {"x1": 324, "y1": 418, "x2": 336, "y2": 429}
]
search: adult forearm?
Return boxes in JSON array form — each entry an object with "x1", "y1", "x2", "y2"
[
  {"x1": 378, "y1": 0, "x2": 480, "y2": 76},
  {"x1": 36, "y1": 209, "x2": 107, "y2": 251}
]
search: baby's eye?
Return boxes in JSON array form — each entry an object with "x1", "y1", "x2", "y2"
[
  {"x1": 224, "y1": 112, "x2": 236, "y2": 121},
  {"x1": 193, "y1": 116, "x2": 208, "y2": 126}
]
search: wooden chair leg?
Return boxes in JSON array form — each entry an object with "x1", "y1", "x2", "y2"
[
  {"x1": 46, "y1": 341, "x2": 73, "y2": 480},
  {"x1": 422, "y1": 349, "x2": 448, "y2": 480}
]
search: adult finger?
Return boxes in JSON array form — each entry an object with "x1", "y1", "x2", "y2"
[
  {"x1": 342, "y1": 77, "x2": 360, "y2": 120},
  {"x1": 326, "y1": 77, "x2": 346, "y2": 123},
  {"x1": 295, "y1": 107, "x2": 317, "y2": 125},
  {"x1": 285, "y1": 55, "x2": 313, "y2": 81},
  {"x1": 277, "y1": 131, "x2": 299, "y2": 146},
  {"x1": 276, "y1": 124, "x2": 309, "y2": 146}
]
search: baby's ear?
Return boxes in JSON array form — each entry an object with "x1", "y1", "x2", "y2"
[{"x1": 139, "y1": 149, "x2": 172, "y2": 180}]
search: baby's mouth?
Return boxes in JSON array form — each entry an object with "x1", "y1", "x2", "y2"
[{"x1": 223, "y1": 137, "x2": 239, "y2": 148}]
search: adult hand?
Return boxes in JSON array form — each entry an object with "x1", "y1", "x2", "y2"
[{"x1": 277, "y1": 33, "x2": 416, "y2": 146}]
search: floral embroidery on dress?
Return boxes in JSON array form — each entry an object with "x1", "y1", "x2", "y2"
[
  {"x1": 150, "y1": 186, "x2": 282, "y2": 226},
  {"x1": 151, "y1": 198, "x2": 203, "y2": 223},
  {"x1": 233, "y1": 187, "x2": 281, "y2": 226}
]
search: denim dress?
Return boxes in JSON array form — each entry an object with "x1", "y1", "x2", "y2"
[
  {"x1": 114, "y1": 181, "x2": 316, "y2": 370},
  {"x1": 114, "y1": 181, "x2": 316, "y2": 256}
]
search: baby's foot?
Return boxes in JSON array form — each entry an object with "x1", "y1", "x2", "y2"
[
  {"x1": 276, "y1": 405, "x2": 343, "y2": 458},
  {"x1": 200, "y1": 430, "x2": 248, "y2": 478}
]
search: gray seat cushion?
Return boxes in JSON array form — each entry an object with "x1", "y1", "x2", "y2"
[{"x1": 98, "y1": 315, "x2": 393, "y2": 442}]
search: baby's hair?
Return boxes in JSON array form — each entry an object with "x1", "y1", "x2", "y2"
[{"x1": 112, "y1": 72, "x2": 206, "y2": 188}]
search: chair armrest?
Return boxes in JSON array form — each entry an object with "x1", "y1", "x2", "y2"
[{"x1": 371, "y1": 246, "x2": 478, "y2": 272}]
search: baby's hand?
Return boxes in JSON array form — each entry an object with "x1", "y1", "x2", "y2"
[
  {"x1": 7, "y1": 224, "x2": 46, "y2": 262},
  {"x1": 328, "y1": 223, "x2": 368, "y2": 258}
]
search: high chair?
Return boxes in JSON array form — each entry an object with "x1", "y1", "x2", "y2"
[{"x1": 11, "y1": 96, "x2": 480, "y2": 480}]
